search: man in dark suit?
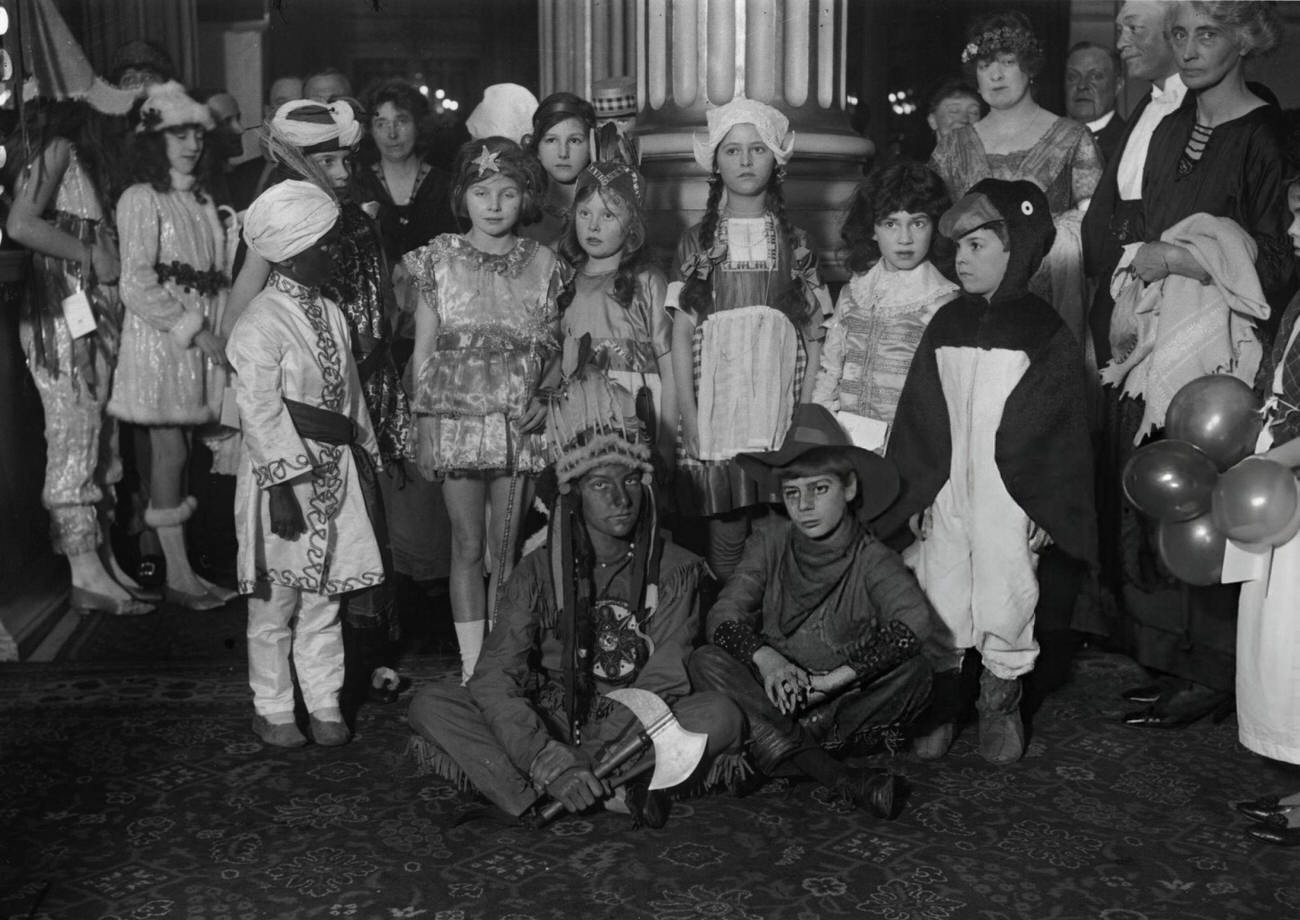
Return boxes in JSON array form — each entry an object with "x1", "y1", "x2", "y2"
[
  {"x1": 1064, "y1": 41, "x2": 1126, "y2": 166},
  {"x1": 228, "y1": 75, "x2": 304, "y2": 211}
]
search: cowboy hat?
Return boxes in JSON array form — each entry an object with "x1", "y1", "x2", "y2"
[{"x1": 737, "y1": 404, "x2": 900, "y2": 521}]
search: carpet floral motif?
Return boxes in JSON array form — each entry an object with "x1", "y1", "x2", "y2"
[{"x1": 2, "y1": 651, "x2": 1300, "y2": 919}]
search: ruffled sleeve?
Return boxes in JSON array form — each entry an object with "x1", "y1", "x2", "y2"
[
  {"x1": 401, "y1": 235, "x2": 445, "y2": 319},
  {"x1": 117, "y1": 184, "x2": 197, "y2": 344}
]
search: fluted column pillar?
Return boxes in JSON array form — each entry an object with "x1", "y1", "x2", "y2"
[
  {"x1": 540, "y1": 0, "x2": 639, "y2": 101},
  {"x1": 636, "y1": 0, "x2": 871, "y2": 279}
]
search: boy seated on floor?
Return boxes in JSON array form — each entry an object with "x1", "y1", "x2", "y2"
[
  {"x1": 688, "y1": 404, "x2": 936, "y2": 820},
  {"x1": 407, "y1": 366, "x2": 745, "y2": 827}
]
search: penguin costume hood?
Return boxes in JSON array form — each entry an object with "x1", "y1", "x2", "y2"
[
  {"x1": 940, "y1": 178, "x2": 1055, "y2": 303},
  {"x1": 876, "y1": 178, "x2": 1096, "y2": 568}
]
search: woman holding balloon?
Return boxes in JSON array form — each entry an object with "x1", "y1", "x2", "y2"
[{"x1": 1103, "y1": 1, "x2": 1289, "y2": 730}]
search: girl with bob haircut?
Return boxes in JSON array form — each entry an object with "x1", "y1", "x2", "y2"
[{"x1": 405, "y1": 136, "x2": 565, "y2": 683}]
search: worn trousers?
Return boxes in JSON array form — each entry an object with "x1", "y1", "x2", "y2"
[
  {"x1": 408, "y1": 681, "x2": 744, "y2": 816},
  {"x1": 688, "y1": 644, "x2": 932, "y2": 774},
  {"x1": 247, "y1": 581, "x2": 344, "y2": 717}
]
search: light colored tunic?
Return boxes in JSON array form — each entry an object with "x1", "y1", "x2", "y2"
[
  {"x1": 227, "y1": 273, "x2": 383, "y2": 596},
  {"x1": 813, "y1": 260, "x2": 958, "y2": 434},
  {"x1": 1236, "y1": 316, "x2": 1300, "y2": 764},
  {"x1": 404, "y1": 234, "x2": 562, "y2": 474},
  {"x1": 110, "y1": 180, "x2": 231, "y2": 425}
]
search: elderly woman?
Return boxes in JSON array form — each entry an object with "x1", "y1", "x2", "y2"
[
  {"x1": 929, "y1": 10, "x2": 1102, "y2": 347},
  {"x1": 1106, "y1": 1, "x2": 1290, "y2": 731}
]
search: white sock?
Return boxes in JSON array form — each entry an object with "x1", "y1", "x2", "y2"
[{"x1": 454, "y1": 619, "x2": 486, "y2": 684}]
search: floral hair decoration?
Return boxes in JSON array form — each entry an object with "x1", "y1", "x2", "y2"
[{"x1": 961, "y1": 26, "x2": 1041, "y2": 65}]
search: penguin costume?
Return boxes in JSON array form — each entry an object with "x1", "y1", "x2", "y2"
[{"x1": 877, "y1": 178, "x2": 1097, "y2": 764}]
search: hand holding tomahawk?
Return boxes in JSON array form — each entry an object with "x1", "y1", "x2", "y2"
[{"x1": 535, "y1": 688, "x2": 708, "y2": 824}]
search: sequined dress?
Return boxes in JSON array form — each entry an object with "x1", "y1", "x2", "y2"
[
  {"x1": 109, "y1": 177, "x2": 229, "y2": 425},
  {"x1": 322, "y1": 201, "x2": 411, "y2": 466},
  {"x1": 403, "y1": 234, "x2": 563, "y2": 474}
]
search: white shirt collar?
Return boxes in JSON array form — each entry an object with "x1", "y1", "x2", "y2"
[
  {"x1": 1086, "y1": 110, "x2": 1117, "y2": 133},
  {"x1": 1151, "y1": 72, "x2": 1187, "y2": 103}
]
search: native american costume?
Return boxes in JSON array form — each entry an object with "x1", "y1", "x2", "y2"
[{"x1": 408, "y1": 369, "x2": 745, "y2": 818}]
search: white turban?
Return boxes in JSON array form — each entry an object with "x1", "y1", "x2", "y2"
[
  {"x1": 692, "y1": 96, "x2": 795, "y2": 171},
  {"x1": 466, "y1": 83, "x2": 539, "y2": 145},
  {"x1": 243, "y1": 180, "x2": 340, "y2": 264},
  {"x1": 271, "y1": 99, "x2": 362, "y2": 152}
]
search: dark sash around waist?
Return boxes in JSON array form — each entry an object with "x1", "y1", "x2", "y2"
[{"x1": 283, "y1": 398, "x2": 357, "y2": 445}]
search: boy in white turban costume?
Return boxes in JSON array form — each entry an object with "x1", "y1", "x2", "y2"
[{"x1": 227, "y1": 180, "x2": 385, "y2": 748}]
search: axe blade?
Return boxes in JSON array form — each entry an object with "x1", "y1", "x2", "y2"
[{"x1": 606, "y1": 687, "x2": 709, "y2": 791}]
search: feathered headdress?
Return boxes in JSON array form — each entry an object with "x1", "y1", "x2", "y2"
[{"x1": 544, "y1": 336, "x2": 654, "y2": 493}]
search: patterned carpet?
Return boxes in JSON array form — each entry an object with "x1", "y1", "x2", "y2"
[{"x1": 2, "y1": 647, "x2": 1300, "y2": 920}]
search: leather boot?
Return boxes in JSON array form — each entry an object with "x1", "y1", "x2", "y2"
[{"x1": 977, "y1": 670, "x2": 1025, "y2": 764}]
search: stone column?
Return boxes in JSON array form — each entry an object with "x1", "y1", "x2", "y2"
[
  {"x1": 539, "y1": 0, "x2": 639, "y2": 101},
  {"x1": 635, "y1": 0, "x2": 871, "y2": 279},
  {"x1": 538, "y1": 0, "x2": 870, "y2": 280}
]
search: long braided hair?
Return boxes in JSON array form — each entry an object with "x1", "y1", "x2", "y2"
[{"x1": 678, "y1": 165, "x2": 808, "y2": 325}]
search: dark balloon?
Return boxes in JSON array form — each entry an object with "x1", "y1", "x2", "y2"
[
  {"x1": 1156, "y1": 513, "x2": 1227, "y2": 586},
  {"x1": 1122, "y1": 439, "x2": 1219, "y2": 522},
  {"x1": 1211, "y1": 457, "x2": 1299, "y2": 544},
  {"x1": 1165, "y1": 375, "x2": 1263, "y2": 471}
]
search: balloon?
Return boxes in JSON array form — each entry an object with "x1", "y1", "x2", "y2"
[
  {"x1": 1231, "y1": 483, "x2": 1300, "y2": 549},
  {"x1": 1156, "y1": 512, "x2": 1227, "y2": 586},
  {"x1": 1210, "y1": 457, "x2": 1299, "y2": 543},
  {"x1": 1165, "y1": 375, "x2": 1262, "y2": 471},
  {"x1": 1122, "y1": 439, "x2": 1219, "y2": 522}
]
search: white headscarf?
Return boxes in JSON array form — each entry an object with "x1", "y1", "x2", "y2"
[
  {"x1": 243, "y1": 180, "x2": 340, "y2": 264},
  {"x1": 692, "y1": 96, "x2": 795, "y2": 171},
  {"x1": 466, "y1": 83, "x2": 539, "y2": 145},
  {"x1": 270, "y1": 99, "x2": 362, "y2": 152}
]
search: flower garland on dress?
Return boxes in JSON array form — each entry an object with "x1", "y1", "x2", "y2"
[
  {"x1": 155, "y1": 260, "x2": 228, "y2": 297},
  {"x1": 961, "y1": 26, "x2": 1041, "y2": 64}
]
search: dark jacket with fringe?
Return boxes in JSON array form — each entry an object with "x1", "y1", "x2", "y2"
[{"x1": 467, "y1": 537, "x2": 707, "y2": 775}]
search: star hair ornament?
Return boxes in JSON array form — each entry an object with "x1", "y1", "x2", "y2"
[{"x1": 472, "y1": 145, "x2": 502, "y2": 178}]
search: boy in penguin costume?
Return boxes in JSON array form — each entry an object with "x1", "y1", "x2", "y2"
[{"x1": 877, "y1": 178, "x2": 1097, "y2": 765}]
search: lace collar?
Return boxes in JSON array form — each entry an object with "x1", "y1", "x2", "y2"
[{"x1": 849, "y1": 259, "x2": 958, "y2": 315}]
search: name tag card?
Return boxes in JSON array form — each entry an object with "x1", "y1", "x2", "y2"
[{"x1": 61, "y1": 289, "x2": 97, "y2": 338}]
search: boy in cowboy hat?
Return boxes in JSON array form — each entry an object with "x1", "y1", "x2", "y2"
[{"x1": 689, "y1": 403, "x2": 936, "y2": 820}]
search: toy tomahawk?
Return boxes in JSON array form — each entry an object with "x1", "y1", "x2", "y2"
[{"x1": 537, "y1": 687, "x2": 707, "y2": 824}]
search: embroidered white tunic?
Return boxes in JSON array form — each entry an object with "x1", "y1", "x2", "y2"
[{"x1": 227, "y1": 273, "x2": 384, "y2": 596}]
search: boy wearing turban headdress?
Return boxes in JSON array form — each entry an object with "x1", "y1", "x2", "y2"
[{"x1": 227, "y1": 180, "x2": 385, "y2": 748}]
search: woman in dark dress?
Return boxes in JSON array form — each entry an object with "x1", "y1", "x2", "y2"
[
  {"x1": 354, "y1": 79, "x2": 458, "y2": 265},
  {"x1": 1110, "y1": 1, "x2": 1289, "y2": 728}
]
